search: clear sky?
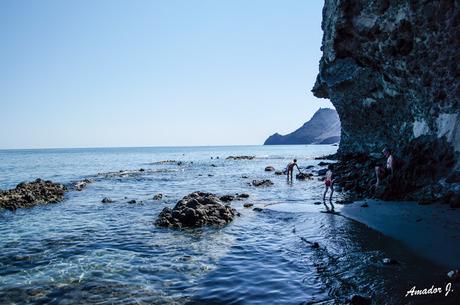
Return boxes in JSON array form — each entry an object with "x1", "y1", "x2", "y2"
[{"x1": 0, "y1": 0, "x2": 331, "y2": 149}]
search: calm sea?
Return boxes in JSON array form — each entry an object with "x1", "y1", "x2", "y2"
[{"x1": 0, "y1": 145, "x2": 454, "y2": 304}]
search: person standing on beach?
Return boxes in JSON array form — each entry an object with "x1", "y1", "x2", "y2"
[
  {"x1": 375, "y1": 148, "x2": 394, "y2": 187},
  {"x1": 286, "y1": 159, "x2": 300, "y2": 181},
  {"x1": 323, "y1": 164, "x2": 334, "y2": 203}
]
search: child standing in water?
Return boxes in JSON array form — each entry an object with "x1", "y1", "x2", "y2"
[{"x1": 323, "y1": 164, "x2": 334, "y2": 203}]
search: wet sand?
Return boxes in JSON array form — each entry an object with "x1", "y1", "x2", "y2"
[{"x1": 340, "y1": 200, "x2": 460, "y2": 269}]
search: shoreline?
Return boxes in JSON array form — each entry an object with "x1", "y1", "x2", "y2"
[{"x1": 338, "y1": 199, "x2": 460, "y2": 269}]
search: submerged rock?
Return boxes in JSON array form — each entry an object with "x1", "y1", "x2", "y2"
[
  {"x1": 296, "y1": 172, "x2": 312, "y2": 180},
  {"x1": 128, "y1": 199, "x2": 137, "y2": 204},
  {"x1": 219, "y1": 195, "x2": 235, "y2": 202},
  {"x1": 74, "y1": 178, "x2": 92, "y2": 191},
  {"x1": 252, "y1": 179, "x2": 274, "y2": 187},
  {"x1": 0, "y1": 179, "x2": 67, "y2": 211},
  {"x1": 152, "y1": 193, "x2": 163, "y2": 200},
  {"x1": 264, "y1": 166, "x2": 275, "y2": 172},
  {"x1": 237, "y1": 193, "x2": 250, "y2": 199},
  {"x1": 226, "y1": 155, "x2": 255, "y2": 160},
  {"x1": 243, "y1": 203, "x2": 254, "y2": 208},
  {"x1": 101, "y1": 197, "x2": 113, "y2": 203},
  {"x1": 155, "y1": 192, "x2": 238, "y2": 228},
  {"x1": 274, "y1": 170, "x2": 284, "y2": 175},
  {"x1": 317, "y1": 169, "x2": 328, "y2": 176}
]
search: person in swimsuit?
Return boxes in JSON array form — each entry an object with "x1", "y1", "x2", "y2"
[
  {"x1": 375, "y1": 148, "x2": 394, "y2": 187},
  {"x1": 323, "y1": 164, "x2": 334, "y2": 203},
  {"x1": 286, "y1": 159, "x2": 300, "y2": 181}
]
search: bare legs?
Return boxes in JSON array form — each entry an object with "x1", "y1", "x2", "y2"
[{"x1": 323, "y1": 184, "x2": 335, "y2": 211}]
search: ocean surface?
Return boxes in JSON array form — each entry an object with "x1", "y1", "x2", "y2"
[{"x1": 0, "y1": 145, "x2": 456, "y2": 304}]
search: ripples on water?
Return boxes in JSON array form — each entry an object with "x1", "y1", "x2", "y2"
[{"x1": 0, "y1": 145, "x2": 457, "y2": 304}]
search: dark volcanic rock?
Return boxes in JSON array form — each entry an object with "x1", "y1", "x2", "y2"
[
  {"x1": 264, "y1": 166, "x2": 275, "y2": 172},
  {"x1": 0, "y1": 179, "x2": 67, "y2": 211},
  {"x1": 312, "y1": 0, "x2": 460, "y2": 202},
  {"x1": 226, "y1": 155, "x2": 255, "y2": 160},
  {"x1": 296, "y1": 172, "x2": 312, "y2": 180},
  {"x1": 274, "y1": 170, "x2": 284, "y2": 175},
  {"x1": 264, "y1": 108, "x2": 341, "y2": 145},
  {"x1": 237, "y1": 193, "x2": 250, "y2": 199},
  {"x1": 101, "y1": 197, "x2": 113, "y2": 203},
  {"x1": 219, "y1": 195, "x2": 235, "y2": 202},
  {"x1": 155, "y1": 192, "x2": 238, "y2": 228},
  {"x1": 243, "y1": 203, "x2": 254, "y2": 208},
  {"x1": 152, "y1": 193, "x2": 163, "y2": 200},
  {"x1": 252, "y1": 179, "x2": 274, "y2": 187},
  {"x1": 74, "y1": 179, "x2": 92, "y2": 191}
]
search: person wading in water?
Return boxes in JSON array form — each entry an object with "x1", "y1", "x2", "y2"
[
  {"x1": 323, "y1": 164, "x2": 335, "y2": 211},
  {"x1": 286, "y1": 159, "x2": 301, "y2": 181}
]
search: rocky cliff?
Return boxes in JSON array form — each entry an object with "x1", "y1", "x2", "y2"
[
  {"x1": 264, "y1": 108, "x2": 341, "y2": 145},
  {"x1": 313, "y1": 0, "x2": 459, "y2": 159},
  {"x1": 312, "y1": 0, "x2": 460, "y2": 202}
]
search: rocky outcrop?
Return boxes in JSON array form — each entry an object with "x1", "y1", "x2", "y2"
[
  {"x1": 313, "y1": 0, "x2": 460, "y2": 159},
  {"x1": 0, "y1": 179, "x2": 67, "y2": 211},
  {"x1": 264, "y1": 108, "x2": 341, "y2": 145},
  {"x1": 313, "y1": 0, "x2": 460, "y2": 200},
  {"x1": 226, "y1": 155, "x2": 255, "y2": 160},
  {"x1": 155, "y1": 192, "x2": 238, "y2": 228},
  {"x1": 252, "y1": 179, "x2": 274, "y2": 187}
]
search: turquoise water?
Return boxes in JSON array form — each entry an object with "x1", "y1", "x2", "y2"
[{"x1": 0, "y1": 145, "x2": 456, "y2": 304}]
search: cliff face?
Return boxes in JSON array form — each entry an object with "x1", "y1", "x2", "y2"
[
  {"x1": 264, "y1": 108, "x2": 341, "y2": 145},
  {"x1": 313, "y1": 0, "x2": 460, "y2": 168}
]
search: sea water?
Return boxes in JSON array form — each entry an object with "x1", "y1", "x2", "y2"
[{"x1": 0, "y1": 145, "x2": 455, "y2": 304}]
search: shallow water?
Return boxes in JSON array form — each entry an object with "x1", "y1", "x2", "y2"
[{"x1": 0, "y1": 145, "x2": 458, "y2": 304}]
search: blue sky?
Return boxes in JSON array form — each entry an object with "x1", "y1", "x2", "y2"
[{"x1": 0, "y1": 0, "x2": 331, "y2": 149}]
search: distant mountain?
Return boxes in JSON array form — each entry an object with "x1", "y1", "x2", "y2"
[{"x1": 264, "y1": 108, "x2": 341, "y2": 145}]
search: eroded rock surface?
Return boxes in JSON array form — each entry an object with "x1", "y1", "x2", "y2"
[
  {"x1": 0, "y1": 179, "x2": 67, "y2": 211},
  {"x1": 252, "y1": 179, "x2": 274, "y2": 187},
  {"x1": 155, "y1": 192, "x2": 238, "y2": 228},
  {"x1": 313, "y1": 0, "x2": 460, "y2": 201},
  {"x1": 314, "y1": 0, "x2": 460, "y2": 157}
]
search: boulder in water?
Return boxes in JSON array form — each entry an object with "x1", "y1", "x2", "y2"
[
  {"x1": 264, "y1": 166, "x2": 275, "y2": 172},
  {"x1": 155, "y1": 192, "x2": 238, "y2": 228},
  {"x1": 252, "y1": 179, "x2": 274, "y2": 187},
  {"x1": 317, "y1": 169, "x2": 328, "y2": 176},
  {"x1": 101, "y1": 197, "x2": 113, "y2": 203},
  {"x1": 152, "y1": 193, "x2": 163, "y2": 200},
  {"x1": 219, "y1": 195, "x2": 235, "y2": 202},
  {"x1": 74, "y1": 178, "x2": 92, "y2": 191},
  {"x1": 296, "y1": 173, "x2": 312, "y2": 180},
  {"x1": 0, "y1": 179, "x2": 67, "y2": 211}
]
